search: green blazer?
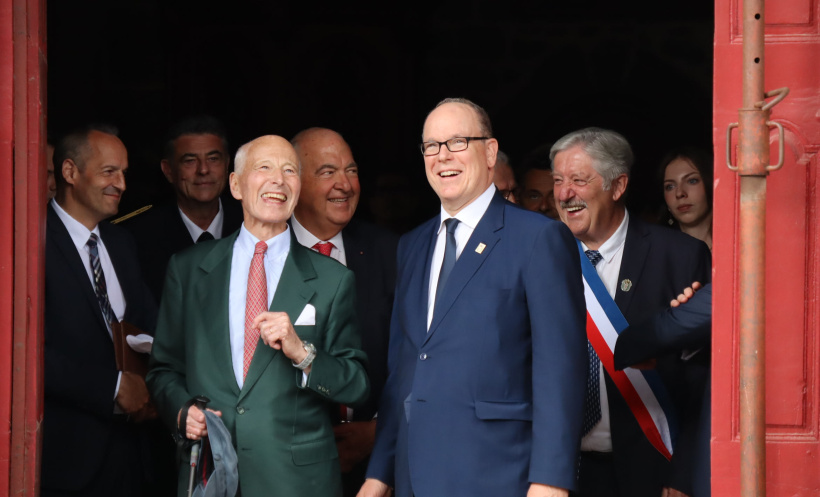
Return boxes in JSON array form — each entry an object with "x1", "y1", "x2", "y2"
[{"x1": 147, "y1": 230, "x2": 369, "y2": 497}]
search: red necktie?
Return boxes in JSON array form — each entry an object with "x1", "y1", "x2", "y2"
[
  {"x1": 312, "y1": 241, "x2": 334, "y2": 257},
  {"x1": 243, "y1": 241, "x2": 268, "y2": 379}
]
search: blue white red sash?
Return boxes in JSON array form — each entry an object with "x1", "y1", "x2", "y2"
[{"x1": 578, "y1": 242, "x2": 677, "y2": 460}]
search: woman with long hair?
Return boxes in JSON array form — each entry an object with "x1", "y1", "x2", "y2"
[{"x1": 660, "y1": 147, "x2": 713, "y2": 250}]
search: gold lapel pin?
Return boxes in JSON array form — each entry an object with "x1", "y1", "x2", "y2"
[
  {"x1": 475, "y1": 243, "x2": 486, "y2": 254},
  {"x1": 620, "y1": 279, "x2": 633, "y2": 292}
]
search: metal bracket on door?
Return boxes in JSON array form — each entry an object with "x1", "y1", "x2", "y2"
[{"x1": 726, "y1": 87, "x2": 790, "y2": 172}]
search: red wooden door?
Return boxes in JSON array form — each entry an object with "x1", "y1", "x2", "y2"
[{"x1": 713, "y1": 0, "x2": 820, "y2": 494}]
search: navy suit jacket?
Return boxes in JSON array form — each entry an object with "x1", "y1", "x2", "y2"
[
  {"x1": 367, "y1": 194, "x2": 588, "y2": 497},
  {"x1": 599, "y1": 216, "x2": 711, "y2": 497},
  {"x1": 42, "y1": 203, "x2": 157, "y2": 492},
  {"x1": 614, "y1": 284, "x2": 712, "y2": 497},
  {"x1": 121, "y1": 197, "x2": 243, "y2": 303}
]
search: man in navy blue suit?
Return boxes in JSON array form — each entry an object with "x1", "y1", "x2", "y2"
[
  {"x1": 360, "y1": 98, "x2": 588, "y2": 497},
  {"x1": 551, "y1": 128, "x2": 711, "y2": 497},
  {"x1": 615, "y1": 283, "x2": 712, "y2": 497}
]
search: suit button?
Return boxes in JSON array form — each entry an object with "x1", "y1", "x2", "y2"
[
  {"x1": 237, "y1": 406, "x2": 245, "y2": 415},
  {"x1": 419, "y1": 353, "x2": 427, "y2": 360}
]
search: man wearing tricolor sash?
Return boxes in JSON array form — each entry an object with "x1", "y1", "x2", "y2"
[{"x1": 551, "y1": 128, "x2": 711, "y2": 497}]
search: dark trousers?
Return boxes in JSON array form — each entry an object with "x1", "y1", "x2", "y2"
[
  {"x1": 41, "y1": 420, "x2": 143, "y2": 497},
  {"x1": 572, "y1": 451, "x2": 619, "y2": 497}
]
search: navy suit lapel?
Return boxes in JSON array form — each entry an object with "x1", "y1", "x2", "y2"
[
  {"x1": 615, "y1": 215, "x2": 650, "y2": 321},
  {"x1": 398, "y1": 218, "x2": 438, "y2": 349},
  {"x1": 47, "y1": 205, "x2": 109, "y2": 334},
  {"x1": 425, "y1": 195, "x2": 504, "y2": 344},
  {"x1": 195, "y1": 232, "x2": 241, "y2": 396},
  {"x1": 239, "y1": 235, "x2": 317, "y2": 402}
]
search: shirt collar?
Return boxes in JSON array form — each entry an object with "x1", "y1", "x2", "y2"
[
  {"x1": 51, "y1": 198, "x2": 101, "y2": 250},
  {"x1": 437, "y1": 184, "x2": 496, "y2": 234},
  {"x1": 290, "y1": 215, "x2": 344, "y2": 249},
  {"x1": 591, "y1": 209, "x2": 629, "y2": 264},
  {"x1": 179, "y1": 198, "x2": 224, "y2": 241},
  {"x1": 236, "y1": 223, "x2": 291, "y2": 261}
]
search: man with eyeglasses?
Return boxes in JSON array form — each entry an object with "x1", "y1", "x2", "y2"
[{"x1": 360, "y1": 98, "x2": 587, "y2": 497}]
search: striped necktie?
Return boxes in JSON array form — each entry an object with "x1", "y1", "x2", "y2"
[
  {"x1": 86, "y1": 233, "x2": 116, "y2": 326},
  {"x1": 582, "y1": 249, "x2": 604, "y2": 435}
]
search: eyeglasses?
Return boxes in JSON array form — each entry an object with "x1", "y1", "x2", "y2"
[
  {"x1": 499, "y1": 187, "x2": 520, "y2": 201},
  {"x1": 420, "y1": 137, "x2": 489, "y2": 156}
]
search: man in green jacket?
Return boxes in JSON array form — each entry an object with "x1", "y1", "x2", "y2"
[{"x1": 147, "y1": 135, "x2": 369, "y2": 497}]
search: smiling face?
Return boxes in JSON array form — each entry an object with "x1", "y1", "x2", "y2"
[
  {"x1": 62, "y1": 130, "x2": 128, "y2": 230},
  {"x1": 663, "y1": 157, "x2": 710, "y2": 228},
  {"x1": 422, "y1": 102, "x2": 498, "y2": 215},
  {"x1": 293, "y1": 129, "x2": 360, "y2": 240},
  {"x1": 230, "y1": 136, "x2": 301, "y2": 240},
  {"x1": 161, "y1": 133, "x2": 229, "y2": 208},
  {"x1": 552, "y1": 145, "x2": 627, "y2": 249}
]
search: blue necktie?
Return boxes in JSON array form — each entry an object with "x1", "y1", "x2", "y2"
[
  {"x1": 434, "y1": 218, "x2": 460, "y2": 314},
  {"x1": 87, "y1": 233, "x2": 116, "y2": 326},
  {"x1": 582, "y1": 249, "x2": 604, "y2": 435}
]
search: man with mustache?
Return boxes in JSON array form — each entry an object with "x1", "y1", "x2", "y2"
[
  {"x1": 360, "y1": 98, "x2": 587, "y2": 497},
  {"x1": 148, "y1": 135, "x2": 370, "y2": 496},
  {"x1": 550, "y1": 127, "x2": 711, "y2": 497},
  {"x1": 42, "y1": 124, "x2": 158, "y2": 497},
  {"x1": 290, "y1": 127, "x2": 398, "y2": 497},
  {"x1": 121, "y1": 115, "x2": 243, "y2": 303}
]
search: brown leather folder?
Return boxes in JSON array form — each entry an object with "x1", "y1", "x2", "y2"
[{"x1": 111, "y1": 320, "x2": 149, "y2": 378}]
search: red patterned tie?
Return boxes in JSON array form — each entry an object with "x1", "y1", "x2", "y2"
[
  {"x1": 243, "y1": 241, "x2": 268, "y2": 379},
  {"x1": 312, "y1": 241, "x2": 334, "y2": 257}
]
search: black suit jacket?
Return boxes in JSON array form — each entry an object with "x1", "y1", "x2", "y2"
[
  {"x1": 120, "y1": 197, "x2": 243, "y2": 303},
  {"x1": 42, "y1": 203, "x2": 157, "y2": 492},
  {"x1": 597, "y1": 215, "x2": 711, "y2": 497},
  {"x1": 340, "y1": 219, "x2": 399, "y2": 421},
  {"x1": 614, "y1": 284, "x2": 712, "y2": 497}
]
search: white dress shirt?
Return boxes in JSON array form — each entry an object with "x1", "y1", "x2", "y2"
[
  {"x1": 427, "y1": 184, "x2": 496, "y2": 329},
  {"x1": 228, "y1": 224, "x2": 291, "y2": 388},
  {"x1": 580, "y1": 209, "x2": 629, "y2": 452},
  {"x1": 179, "y1": 198, "x2": 225, "y2": 242},
  {"x1": 51, "y1": 198, "x2": 126, "y2": 399},
  {"x1": 290, "y1": 215, "x2": 347, "y2": 266}
]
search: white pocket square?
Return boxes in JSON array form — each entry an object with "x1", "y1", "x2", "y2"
[{"x1": 294, "y1": 304, "x2": 316, "y2": 326}]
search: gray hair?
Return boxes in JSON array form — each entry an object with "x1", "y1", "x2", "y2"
[
  {"x1": 496, "y1": 150, "x2": 510, "y2": 166},
  {"x1": 427, "y1": 97, "x2": 493, "y2": 138},
  {"x1": 549, "y1": 127, "x2": 633, "y2": 191}
]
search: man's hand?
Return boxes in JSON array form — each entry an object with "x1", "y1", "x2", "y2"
[
  {"x1": 177, "y1": 405, "x2": 222, "y2": 441},
  {"x1": 334, "y1": 419, "x2": 377, "y2": 473},
  {"x1": 356, "y1": 478, "x2": 392, "y2": 497},
  {"x1": 253, "y1": 312, "x2": 308, "y2": 366},
  {"x1": 527, "y1": 483, "x2": 568, "y2": 497},
  {"x1": 662, "y1": 486, "x2": 691, "y2": 497},
  {"x1": 116, "y1": 371, "x2": 150, "y2": 414},
  {"x1": 130, "y1": 401, "x2": 158, "y2": 423},
  {"x1": 670, "y1": 281, "x2": 703, "y2": 307}
]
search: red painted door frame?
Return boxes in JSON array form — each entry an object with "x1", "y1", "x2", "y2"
[
  {"x1": 713, "y1": 0, "x2": 820, "y2": 495},
  {"x1": 1, "y1": 0, "x2": 47, "y2": 495}
]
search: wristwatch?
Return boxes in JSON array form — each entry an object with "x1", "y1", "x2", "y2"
[{"x1": 293, "y1": 341, "x2": 317, "y2": 370}]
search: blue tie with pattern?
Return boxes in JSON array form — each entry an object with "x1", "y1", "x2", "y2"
[
  {"x1": 583, "y1": 249, "x2": 604, "y2": 435},
  {"x1": 434, "y1": 218, "x2": 460, "y2": 314},
  {"x1": 87, "y1": 233, "x2": 116, "y2": 326}
]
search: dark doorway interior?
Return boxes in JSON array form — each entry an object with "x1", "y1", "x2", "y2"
[{"x1": 47, "y1": 0, "x2": 714, "y2": 232}]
